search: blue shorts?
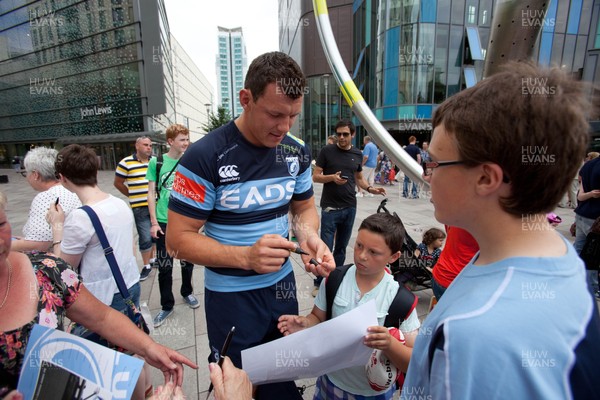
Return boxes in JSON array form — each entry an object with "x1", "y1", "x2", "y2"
[
  {"x1": 132, "y1": 206, "x2": 153, "y2": 252},
  {"x1": 110, "y1": 282, "x2": 141, "y2": 311},
  {"x1": 205, "y1": 271, "x2": 302, "y2": 400},
  {"x1": 314, "y1": 375, "x2": 394, "y2": 400}
]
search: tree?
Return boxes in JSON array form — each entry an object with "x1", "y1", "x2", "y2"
[{"x1": 201, "y1": 106, "x2": 232, "y2": 133}]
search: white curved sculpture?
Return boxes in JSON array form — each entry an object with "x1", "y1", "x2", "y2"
[{"x1": 311, "y1": 0, "x2": 426, "y2": 185}]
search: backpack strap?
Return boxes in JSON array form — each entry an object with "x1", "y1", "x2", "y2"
[
  {"x1": 384, "y1": 284, "x2": 418, "y2": 328},
  {"x1": 326, "y1": 265, "x2": 417, "y2": 328},
  {"x1": 325, "y1": 264, "x2": 352, "y2": 321},
  {"x1": 155, "y1": 154, "x2": 163, "y2": 200}
]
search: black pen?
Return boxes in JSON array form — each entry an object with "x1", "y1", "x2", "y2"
[
  {"x1": 291, "y1": 245, "x2": 321, "y2": 266},
  {"x1": 54, "y1": 197, "x2": 59, "y2": 206},
  {"x1": 206, "y1": 326, "x2": 236, "y2": 400}
]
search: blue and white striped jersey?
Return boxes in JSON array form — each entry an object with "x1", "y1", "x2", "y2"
[{"x1": 169, "y1": 121, "x2": 313, "y2": 292}]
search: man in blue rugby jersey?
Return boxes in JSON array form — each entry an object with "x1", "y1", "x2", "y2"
[{"x1": 166, "y1": 52, "x2": 334, "y2": 400}]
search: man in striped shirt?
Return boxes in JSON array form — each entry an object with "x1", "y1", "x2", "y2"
[{"x1": 114, "y1": 136, "x2": 156, "y2": 280}]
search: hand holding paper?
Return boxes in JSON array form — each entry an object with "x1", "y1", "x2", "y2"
[{"x1": 242, "y1": 300, "x2": 378, "y2": 385}]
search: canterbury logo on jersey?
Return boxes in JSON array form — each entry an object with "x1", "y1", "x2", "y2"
[{"x1": 218, "y1": 165, "x2": 240, "y2": 182}]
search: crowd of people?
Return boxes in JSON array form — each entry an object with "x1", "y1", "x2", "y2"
[{"x1": 1, "y1": 51, "x2": 599, "y2": 400}]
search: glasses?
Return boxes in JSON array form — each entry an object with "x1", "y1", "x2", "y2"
[
  {"x1": 424, "y1": 160, "x2": 511, "y2": 183},
  {"x1": 336, "y1": 131, "x2": 351, "y2": 137},
  {"x1": 424, "y1": 161, "x2": 464, "y2": 176}
]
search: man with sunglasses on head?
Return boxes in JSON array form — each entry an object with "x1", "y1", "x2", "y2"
[{"x1": 312, "y1": 120, "x2": 386, "y2": 295}]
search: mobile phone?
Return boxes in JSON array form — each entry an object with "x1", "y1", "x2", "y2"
[{"x1": 340, "y1": 175, "x2": 349, "y2": 180}]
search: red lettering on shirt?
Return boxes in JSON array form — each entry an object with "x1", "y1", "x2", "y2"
[{"x1": 172, "y1": 172, "x2": 205, "y2": 203}]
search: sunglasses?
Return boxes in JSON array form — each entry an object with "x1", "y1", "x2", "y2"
[{"x1": 336, "y1": 131, "x2": 351, "y2": 137}]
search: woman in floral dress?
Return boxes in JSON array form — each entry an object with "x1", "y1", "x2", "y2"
[{"x1": 0, "y1": 191, "x2": 197, "y2": 398}]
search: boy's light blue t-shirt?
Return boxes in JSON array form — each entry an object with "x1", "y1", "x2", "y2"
[
  {"x1": 315, "y1": 266, "x2": 420, "y2": 396},
  {"x1": 402, "y1": 237, "x2": 600, "y2": 399}
]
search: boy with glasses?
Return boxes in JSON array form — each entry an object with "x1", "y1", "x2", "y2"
[{"x1": 403, "y1": 62, "x2": 600, "y2": 399}]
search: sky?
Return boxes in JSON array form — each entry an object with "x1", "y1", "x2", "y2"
[{"x1": 163, "y1": 0, "x2": 280, "y2": 94}]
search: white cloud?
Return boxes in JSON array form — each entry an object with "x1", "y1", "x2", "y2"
[{"x1": 164, "y1": 0, "x2": 279, "y2": 94}]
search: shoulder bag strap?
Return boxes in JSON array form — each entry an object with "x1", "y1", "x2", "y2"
[{"x1": 80, "y1": 205, "x2": 130, "y2": 299}]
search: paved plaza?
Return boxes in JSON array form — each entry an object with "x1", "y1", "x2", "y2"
[{"x1": 0, "y1": 168, "x2": 579, "y2": 399}]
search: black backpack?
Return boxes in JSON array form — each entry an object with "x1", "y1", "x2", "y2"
[{"x1": 325, "y1": 264, "x2": 418, "y2": 328}]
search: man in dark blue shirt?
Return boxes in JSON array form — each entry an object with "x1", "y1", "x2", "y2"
[{"x1": 312, "y1": 120, "x2": 386, "y2": 294}]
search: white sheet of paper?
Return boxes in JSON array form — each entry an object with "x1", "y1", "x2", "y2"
[{"x1": 241, "y1": 300, "x2": 377, "y2": 385}]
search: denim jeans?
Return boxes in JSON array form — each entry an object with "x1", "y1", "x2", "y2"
[
  {"x1": 111, "y1": 281, "x2": 141, "y2": 311},
  {"x1": 574, "y1": 213, "x2": 596, "y2": 254},
  {"x1": 315, "y1": 207, "x2": 357, "y2": 286},
  {"x1": 156, "y1": 222, "x2": 194, "y2": 311},
  {"x1": 132, "y1": 206, "x2": 153, "y2": 252},
  {"x1": 70, "y1": 282, "x2": 141, "y2": 339},
  {"x1": 403, "y1": 175, "x2": 418, "y2": 198}
]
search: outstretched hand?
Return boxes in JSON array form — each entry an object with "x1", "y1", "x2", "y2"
[
  {"x1": 299, "y1": 235, "x2": 335, "y2": 277},
  {"x1": 143, "y1": 342, "x2": 198, "y2": 386},
  {"x1": 277, "y1": 315, "x2": 310, "y2": 336},
  {"x1": 149, "y1": 381, "x2": 185, "y2": 400}
]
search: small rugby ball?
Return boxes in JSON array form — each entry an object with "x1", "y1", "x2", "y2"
[{"x1": 365, "y1": 328, "x2": 404, "y2": 392}]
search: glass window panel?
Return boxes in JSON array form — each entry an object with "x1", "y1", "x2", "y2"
[
  {"x1": 377, "y1": 0, "x2": 387, "y2": 35},
  {"x1": 390, "y1": 0, "x2": 401, "y2": 27},
  {"x1": 398, "y1": 105, "x2": 416, "y2": 118},
  {"x1": 416, "y1": 24, "x2": 435, "y2": 103},
  {"x1": 398, "y1": 65, "x2": 415, "y2": 103},
  {"x1": 555, "y1": 0, "x2": 569, "y2": 33},
  {"x1": 579, "y1": 0, "x2": 593, "y2": 35},
  {"x1": 421, "y1": 0, "x2": 436, "y2": 23},
  {"x1": 466, "y1": 0, "x2": 477, "y2": 24},
  {"x1": 567, "y1": 0, "x2": 582, "y2": 34},
  {"x1": 401, "y1": 0, "x2": 419, "y2": 24},
  {"x1": 416, "y1": 105, "x2": 432, "y2": 118},
  {"x1": 550, "y1": 33, "x2": 564, "y2": 66},
  {"x1": 465, "y1": 26, "x2": 484, "y2": 60},
  {"x1": 539, "y1": 31, "x2": 553, "y2": 66},
  {"x1": 463, "y1": 66, "x2": 477, "y2": 87},
  {"x1": 437, "y1": 0, "x2": 450, "y2": 23},
  {"x1": 383, "y1": 67, "x2": 398, "y2": 106},
  {"x1": 434, "y1": 24, "x2": 449, "y2": 103},
  {"x1": 447, "y1": 26, "x2": 463, "y2": 98},
  {"x1": 451, "y1": 0, "x2": 465, "y2": 24},
  {"x1": 479, "y1": 0, "x2": 492, "y2": 26},
  {"x1": 574, "y1": 35, "x2": 588, "y2": 69},
  {"x1": 561, "y1": 34, "x2": 576, "y2": 71}
]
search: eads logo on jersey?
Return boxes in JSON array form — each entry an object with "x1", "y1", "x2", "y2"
[{"x1": 218, "y1": 165, "x2": 240, "y2": 183}]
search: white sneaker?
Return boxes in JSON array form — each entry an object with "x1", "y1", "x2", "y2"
[
  {"x1": 356, "y1": 192, "x2": 363, "y2": 197},
  {"x1": 366, "y1": 193, "x2": 374, "y2": 197}
]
